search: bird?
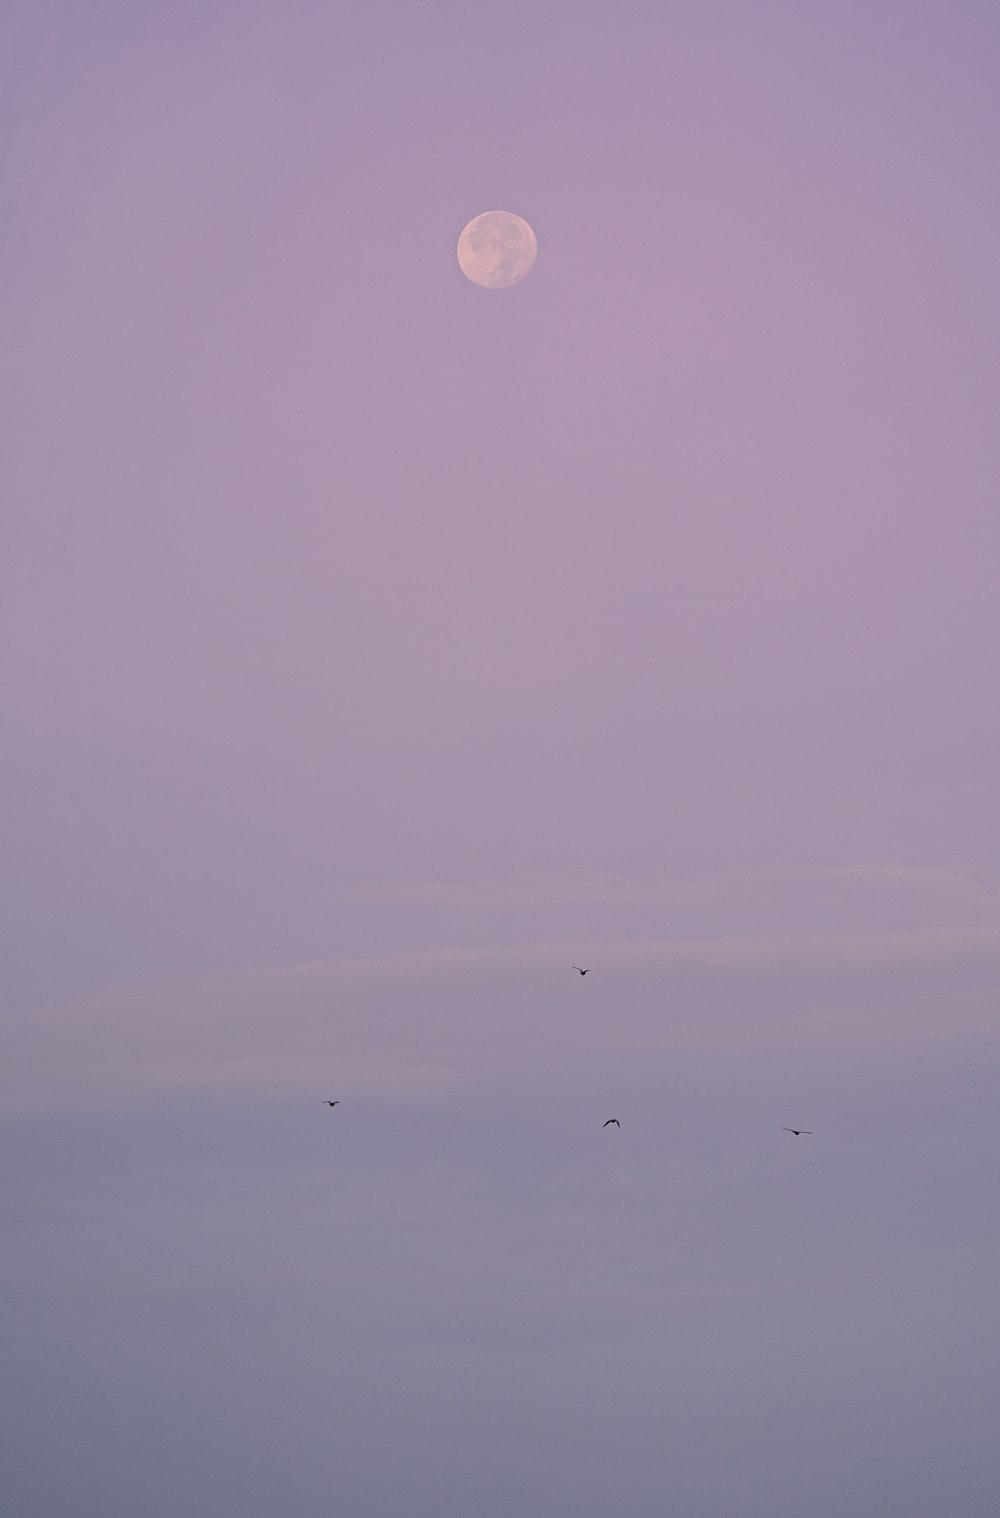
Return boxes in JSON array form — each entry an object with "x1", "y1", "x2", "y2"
[
  {"x1": 603, "y1": 1118, "x2": 620, "y2": 1128},
  {"x1": 781, "y1": 1127, "x2": 812, "y2": 1136},
  {"x1": 323, "y1": 1100, "x2": 340, "y2": 1107},
  {"x1": 572, "y1": 966, "x2": 590, "y2": 975}
]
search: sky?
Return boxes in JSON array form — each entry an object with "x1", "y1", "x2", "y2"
[{"x1": 2, "y1": 1, "x2": 1000, "y2": 1513}]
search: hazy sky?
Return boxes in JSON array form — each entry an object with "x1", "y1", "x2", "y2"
[{"x1": 3, "y1": 3, "x2": 1000, "y2": 1514}]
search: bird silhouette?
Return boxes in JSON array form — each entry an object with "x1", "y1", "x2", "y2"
[
  {"x1": 603, "y1": 1118, "x2": 620, "y2": 1127},
  {"x1": 573, "y1": 967, "x2": 590, "y2": 976},
  {"x1": 781, "y1": 1127, "x2": 812, "y2": 1135},
  {"x1": 323, "y1": 1100, "x2": 340, "y2": 1107}
]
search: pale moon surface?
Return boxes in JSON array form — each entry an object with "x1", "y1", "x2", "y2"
[{"x1": 456, "y1": 211, "x2": 537, "y2": 289}]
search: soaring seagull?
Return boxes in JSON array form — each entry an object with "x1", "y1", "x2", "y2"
[
  {"x1": 323, "y1": 1100, "x2": 340, "y2": 1107},
  {"x1": 573, "y1": 967, "x2": 590, "y2": 976},
  {"x1": 781, "y1": 1127, "x2": 812, "y2": 1136},
  {"x1": 603, "y1": 1119, "x2": 620, "y2": 1128}
]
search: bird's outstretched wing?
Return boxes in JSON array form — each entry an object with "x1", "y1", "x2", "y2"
[{"x1": 603, "y1": 1119, "x2": 620, "y2": 1127}]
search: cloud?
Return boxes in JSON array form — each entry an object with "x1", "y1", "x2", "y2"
[
  {"x1": 5, "y1": 918, "x2": 999, "y2": 1119},
  {"x1": 347, "y1": 872, "x2": 716, "y2": 908},
  {"x1": 786, "y1": 861, "x2": 1000, "y2": 906},
  {"x1": 345, "y1": 860, "x2": 1000, "y2": 922}
]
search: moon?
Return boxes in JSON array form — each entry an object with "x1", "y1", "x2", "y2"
[{"x1": 457, "y1": 211, "x2": 537, "y2": 289}]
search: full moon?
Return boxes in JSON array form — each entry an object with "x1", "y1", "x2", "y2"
[{"x1": 457, "y1": 211, "x2": 537, "y2": 289}]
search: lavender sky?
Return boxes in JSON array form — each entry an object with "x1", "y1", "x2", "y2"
[{"x1": 3, "y1": 2, "x2": 1000, "y2": 1514}]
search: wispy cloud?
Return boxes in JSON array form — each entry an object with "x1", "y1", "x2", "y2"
[
  {"x1": 345, "y1": 861, "x2": 1000, "y2": 917},
  {"x1": 777, "y1": 861, "x2": 1000, "y2": 906},
  {"x1": 347, "y1": 872, "x2": 717, "y2": 908},
  {"x1": 6, "y1": 919, "x2": 999, "y2": 1118}
]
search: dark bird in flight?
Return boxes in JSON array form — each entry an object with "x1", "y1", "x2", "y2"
[
  {"x1": 603, "y1": 1118, "x2": 620, "y2": 1128},
  {"x1": 781, "y1": 1127, "x2": 812, "y2": 1136},
  {"x1": 323, "y1": 1100, "x2": 340, "y2": 1107},
  {"x1": 573, "y1": 966, "x2": 590, "y2": 975}
]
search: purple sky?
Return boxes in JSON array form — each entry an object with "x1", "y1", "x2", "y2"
[{"x1": 3, "y1": 2, "x2": 1000, "y2": 1514}]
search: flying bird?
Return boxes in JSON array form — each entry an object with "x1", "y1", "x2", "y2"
[
  {"x1": 573, "y1": 967, "x2": 590, "y2": 976},
  {"x1": 781, "y1": 1127, "x2": 812, "y2": 1136},
  {"x1": 603, "y1": 1119, "x2": 620, "y2": 1128},
  {"x1": 323, "y1": 1100, "x2": 340, "y2": 1107}
]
